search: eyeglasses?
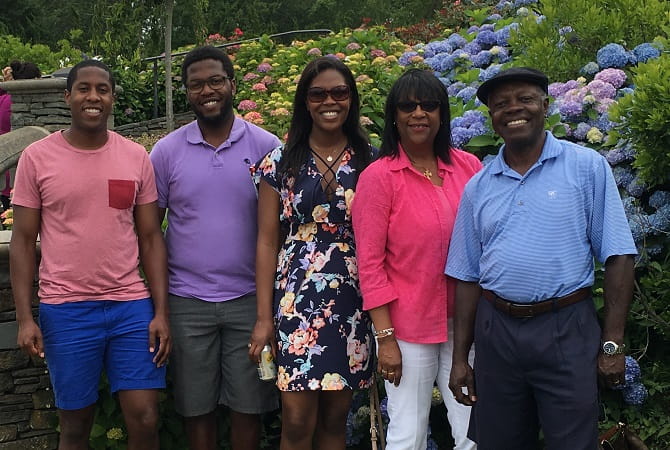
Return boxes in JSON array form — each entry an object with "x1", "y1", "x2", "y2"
[
  {"x1": 397, "y1": 100, "x2": 441, "y2": 113},
  {"x1": 307, "y1": 85, "x2": 351, "y2": 103},
  {"x1": 186, "y1": 76, "x2": 230, "y2": 93}
]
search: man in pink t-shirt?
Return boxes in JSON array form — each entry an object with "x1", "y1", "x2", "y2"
[{"x1": 10, "y1": 60, "x2": 171, "y2": 450}]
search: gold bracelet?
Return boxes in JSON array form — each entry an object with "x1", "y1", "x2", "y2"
[{"x1": 374, "y1": 327, "x2": 395, "y2": 338}]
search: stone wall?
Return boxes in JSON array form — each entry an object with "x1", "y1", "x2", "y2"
[
  {"x1": 0, "y1": 231, "x2": 57, "y2": 449},
  {"x1": 114, "y1": 111, "x2": 194, "y2": 137}
]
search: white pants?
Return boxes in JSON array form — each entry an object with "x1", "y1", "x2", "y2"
[{"x1": 384, "y1": 322, "x2": 476, "y2": 450}]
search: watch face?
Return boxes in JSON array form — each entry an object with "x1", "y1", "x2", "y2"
[{"x1": 603, "y1": 341, "x2": 617, "y2": 355}]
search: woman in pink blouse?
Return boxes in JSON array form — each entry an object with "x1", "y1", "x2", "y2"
[{"x1": 352, "y1": 69, "x2": 482, "y2": 450}]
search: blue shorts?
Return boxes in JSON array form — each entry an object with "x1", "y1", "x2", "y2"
[{"x1": 39, "y1": 298, "x2": 167, "y2": 410}]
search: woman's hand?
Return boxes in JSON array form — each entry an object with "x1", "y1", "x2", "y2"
[
  {"x1": 377, "y1": 336, "x2": 402, "y2": 386},
  {"x1": 248, "y1": 317, "x2": 276, "y2": 363}
]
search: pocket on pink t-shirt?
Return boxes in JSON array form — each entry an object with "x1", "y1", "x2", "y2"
[{"x1": 108, "y1": 179, "x2": 135, "y2": 209}]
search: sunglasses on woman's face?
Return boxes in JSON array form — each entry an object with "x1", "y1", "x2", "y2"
[
  {"x1": 397, "y1": 100, "x2": 441, "y2": 113},
  {"x1": 307, "y1": 85, "x2": 351, "y2": 103}
]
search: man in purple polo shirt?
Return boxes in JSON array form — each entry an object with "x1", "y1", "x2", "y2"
[{"x1": 150, "y1": 46, "x2": 280, "y2": 450}]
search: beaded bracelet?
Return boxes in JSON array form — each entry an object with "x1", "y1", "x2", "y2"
[{"x1": 374, "y1": 327, "x2": 395, "y2": 339}]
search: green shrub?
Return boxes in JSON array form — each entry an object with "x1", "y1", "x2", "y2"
[
  {"x1": 0, "y1": 34, "x2": 82, "y2": 75},
  {"x1": 609, "y1": 53, "x2": 670, "y2": 188},
  {"x1": 510, "y1": 0, "x2": 670, "y2": 81}
]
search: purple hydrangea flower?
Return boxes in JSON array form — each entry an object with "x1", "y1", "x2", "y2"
[
  {"x1": 451, "y1": 126, "x2": 474, "y2": 148},
  {"x1": 632, "y1": 43, "x2": 661, "y2": 63},
  {"x1": 467, "y1": 25, "x2": 480, "y2": 34},
  {"x1": 257, "y1": 62, "x2": 272, "y2": 73},
  {"x1": 548, "y1": 79, "x2": 581, "y2": 98},
  {"x1": 572, "y1": 122, "x2": 591, "y2": 140},
  {"x1": 605, "y1": 146, "x2": 633, "y2": 166},
  {"x1": 594, "y1": 68, "x2": 627, "y2": 88},
  {"x1": 480, "y1": 24, "x2": 495, "y2": 32},
  {"x1": 587, "y1": 80, "x2": 616, "y2": 100},
  {"x1": 596, "y1": 43, "x2": 632, "y2": 69},
  {"x1": 580, "y1": 62, "x2": 600, "y2": 76}
]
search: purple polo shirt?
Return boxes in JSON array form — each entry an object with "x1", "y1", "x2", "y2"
[{"x1": 150, "y1": 118, "x2": 281, "y2": 302}]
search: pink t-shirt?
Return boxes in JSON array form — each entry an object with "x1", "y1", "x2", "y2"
[
  {"x1": 12, "y1": 131, "x2": 157, "y2": 304},
  {"x1": 351, "y1": 146, "x2": 482, "y2": 343}
]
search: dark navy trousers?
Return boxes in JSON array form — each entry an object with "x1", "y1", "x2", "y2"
[{"x1": 468, "y1": 297, "x2": 600, "y2": 450}]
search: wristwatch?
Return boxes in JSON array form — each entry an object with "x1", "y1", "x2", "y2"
[{"x1": 602, "y1": 341, "x2": 626, "y2": 356}]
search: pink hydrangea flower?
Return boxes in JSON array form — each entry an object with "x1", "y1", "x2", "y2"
[
  {"x1": 237, "y1": 100, "x2": 258, "y2": 111},
  {"x1": 594, "y1": 68, "x2": 627, "y2": 89},
  {"x1": 252, "y1": 83, "x2": 268, "y2": 92},
  {"x1": 243, "y1": 111, "x2": 264, "y2": 125},
  {"x1": 243, "y1": 72, "x2": 259, "y2": 81},
  {"x1": 270, "y1": 107, "x2": 290, "y2": 116},
  {"x1": 257, "y1": 62, "x2": 272, "y2": 73},
  {"x1": 307, "y1": 48, "x2": 322, "y2": 56},
  {"x1": 346, "y1": 42, "x2": 361, "y2": 51},
  {"x1": 370, "y1": 49, "x2": 387, "y2": 58}
]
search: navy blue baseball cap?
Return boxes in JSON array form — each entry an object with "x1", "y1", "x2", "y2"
[{"x1": 476, "y1": 67, "x2": 549, "y2": 105}]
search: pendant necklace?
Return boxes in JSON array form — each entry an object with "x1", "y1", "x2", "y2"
[{"x1": 406, "y1": 153, "x2": 434, "y2": 180}]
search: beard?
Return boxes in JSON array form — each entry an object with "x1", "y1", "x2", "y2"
[{"x1": 191, "y1": 96, "x2": 234, "y2": 127}]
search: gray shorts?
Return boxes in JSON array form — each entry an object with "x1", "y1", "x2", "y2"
[{"x1": 168, "y1": 293, "x2": 279, "y2": 417}]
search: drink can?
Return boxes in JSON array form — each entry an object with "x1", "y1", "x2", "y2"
[{"x1": 257, "y1": 344, "x2": 277, "y2": 381}]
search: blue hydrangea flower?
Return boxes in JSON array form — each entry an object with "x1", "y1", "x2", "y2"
[
  {"x1": 467, "y1": 25, "x2": 480, "y2": 34},
  {"x1": 463, "y1": 41, "x2": 482, "y2": 56},
  {"x1": 616, "y1": 87, "x2": 634, "y2": 99},
  {"x1": 627, "y1": 212, "x2": 650, "y2": 243},
  {"x1": 558, "y1": 26, "x2": 573, "y2": 36},
  {"x1": 495, "y1": 26, "x2": 512, "y2": 46},
  {"x1": 491, "y1": 46, "x2": 511, "y2": 63},
  {"x1": 471, "y1": 50, "x2": 492, "y2": 68},
  {"x1": 626, "y1": 176, "x2": 647, "y2": 198},
  {"x1": 623, "y1": 382, "x2": 647, "y2": 406},
  {"x1": 475, "y1": 30, "x2": 498, "y2": 48},
  {"x1": 479, "y1": 64, "x2": 502, "y2": 81},
  {"x1": 451, "y1": 126, "x2": 475, "y2": 148},
  {"x1": 424, "y1": 40, "x2": 453, "y2": 59},
  {"x1": 613, "y1": 166, "x2": 635, "y2": 188},
  {"x1": 447, "y1": 82, "x2": 466, "y2": 96},
  {"x1": 399, "y1": 51, "x2": 419, "y2": 66},
  {"x1": 580, "y1": 62, "x2": 600, "y2": 76},
  {"x1": 589, "y1": 115, "x2": 615, "y2": 132},
  {"x1": 456, "y1": 86, "x2": 478, "y2": 103},
  {"x1": 487, "y1": 13, "x2": 502, "y2": 21},
  {"x1": 514, "y1": 0, "x2": 537, "y2": 5},
  {"x1": 649, "y1": 205, "x2": 670, "y2": 233},
  {"x1": 649, "y1": 191, "x2": 670, "y2": 210},
  {"x1": 535, "y1": 14, "x2": 546, "y2": 23},
  {"x1": 632, "y1": 43, "x2": 661, "y2": 63},
  {"x1": 596, "y1": 43, "x2": 633, "y2": 69},
  {"x1": 480, "y1": 24, "x2": 495, "y2": 32},
  {"x1": 446, "y1": 33, "x2": 467, "y2": 49},
  {"x1": 495, "y1": 0, "x2": 513, "y2": 10}
]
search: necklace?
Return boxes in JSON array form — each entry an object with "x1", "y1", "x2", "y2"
[
  {"x1": 406, "y1": 153, "x2": 435, "y2": 180},
  {"x1": 311, "y1": 141, "x2": 347, "y2": 163}
]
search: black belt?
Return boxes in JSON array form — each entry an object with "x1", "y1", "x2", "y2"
[{"x1": 481, "y1": 288, "x2": 591, "y2": 318}]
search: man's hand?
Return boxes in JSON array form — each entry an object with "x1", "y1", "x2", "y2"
[
  {"x1": 449, "y1": 360, "x2": 477, "y2": 406},
  {"x1": 598, "y1": 353, "x2": 625, "y2": 389},
  {"x1": 17, "y1": 318, "x2": 44, "y2": 358},
  {"x1": 248, "y1": 318, "x2": 276, "y2": 363},
  {"x1": 149, "y1": 314, "x2": 171, "y2": 367}
]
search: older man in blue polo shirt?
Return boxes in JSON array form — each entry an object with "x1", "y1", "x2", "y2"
[{"x1": 445, "y1": 67, "x2": 636, "y2": 450}]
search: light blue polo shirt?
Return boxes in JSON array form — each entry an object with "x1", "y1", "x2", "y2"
[
  {"x1": 150, "y1": 118, "x2": 281, "y2": 302},
  {"x1": 445, "y1": 131, "x2": 636, "y2": 303}
]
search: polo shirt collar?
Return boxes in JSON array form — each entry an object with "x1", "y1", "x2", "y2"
[
  {"x1": 186, "y1": 116, "x2": 245, "y2": 149},
  {"x1": 387, "y1": 143, "x2": 454, "y2": 174},
  {"x1": 489, "y1": 131, "x2": 563, "y2": 175}
]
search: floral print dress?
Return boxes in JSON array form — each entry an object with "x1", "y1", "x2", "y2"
[{"x1": 255, "y1": 145, "x2": 374, "y2": 391}]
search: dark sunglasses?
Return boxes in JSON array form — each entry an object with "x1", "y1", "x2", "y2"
[
  {"x1": 186, "y1": 75, "x2": 229, "y2": 93},
  {"x1": 397, "y1": 100, "x2": 441, "y2": 113},
  {"x1": 307, "y1": 85, "x2": 351, "y2": 103}
]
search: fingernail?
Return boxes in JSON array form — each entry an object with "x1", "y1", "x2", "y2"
[{"x1": 149, "y1": 347, "x2": 155, "y2": 352}]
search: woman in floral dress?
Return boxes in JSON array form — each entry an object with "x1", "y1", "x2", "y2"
[{"x1": 250, "y1": 56, "x2": 374, "y2": 449}]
